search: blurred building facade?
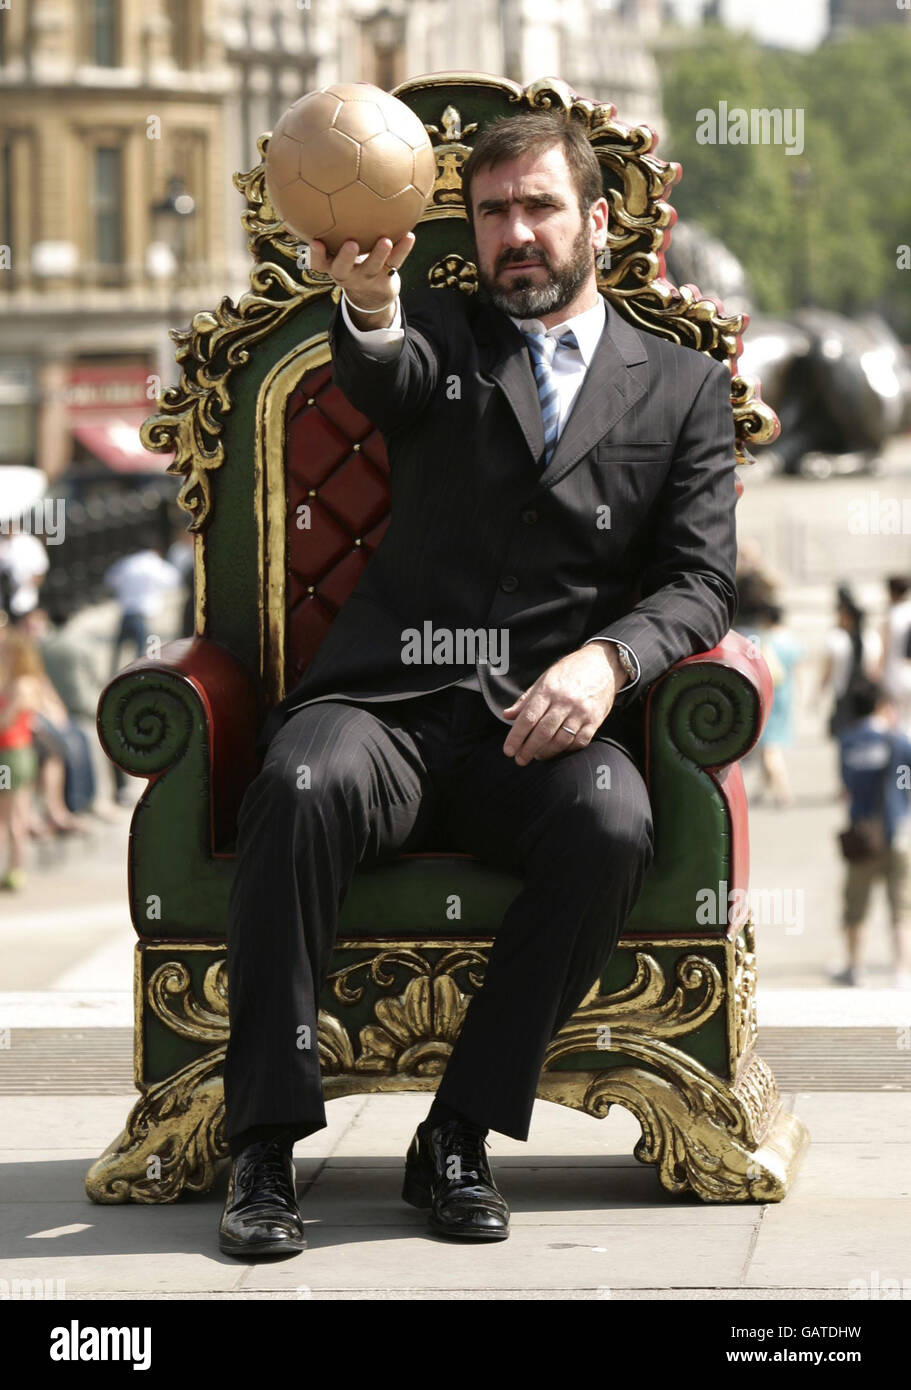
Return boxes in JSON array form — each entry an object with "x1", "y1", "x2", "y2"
[
  {"x1": 1, "y1": 0, "x2": 661, "y2": 489},
  {"x1": 0, "y1": 0, "x2": 232, "y2": 483}
]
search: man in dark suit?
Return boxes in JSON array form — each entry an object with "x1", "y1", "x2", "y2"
[{"x1": 219, "y1": 112, "x2": 739, "y2": 1256}]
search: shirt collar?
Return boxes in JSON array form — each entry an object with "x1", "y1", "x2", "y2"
[{"x1": 509, "y1": 295, "x2": 606, "y2": 368}]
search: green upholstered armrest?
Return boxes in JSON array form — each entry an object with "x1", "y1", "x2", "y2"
[
  {"x1": 625, "y1": 629, "x2": 770, "y2": 935},
  {"x1": 97, "y1": 636, "x2": 261, "y2": 849}
]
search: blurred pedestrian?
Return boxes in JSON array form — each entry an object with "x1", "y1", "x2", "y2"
[
  {"x1": 25, "y1": 605, "x2": 117, "y2": 816},
  {"x1": 752, "y1": 601, "x2": 803, "y2": 807},
  {"x1": 21, "y1": 608, "x2": 98, "y2": 819},
  {"x1": 876, "y1": 575, "x2": 911, "y2": 735},
  {"x1": 834, "y1": 679, "x2": 911, "y2": 989},
  {"x1": 104, "y1": 546, "x2": 180, "y2": 678},
  {"x1": 734, "y1": 538, "x2": 782, "y2": 635},
  {"x1": 820, "y1": 584, "x2": 883, "y2": 741},
  {"x1": 103, "y1": 546, "x2": 180, "y2": 804},
  {"x1": 0, "y1": 625, "x2": 43, "y2": 890},
  {"x1": 165, "y1": 526, "x2": 195, "y2": 638},
  {"x1": 0, "y1": 530, "x2": 49, "y2": 620}
]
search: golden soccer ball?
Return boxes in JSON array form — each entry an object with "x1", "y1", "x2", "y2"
[{"x1": 264, "y1": 82, "x2": 436, "y2": 255}]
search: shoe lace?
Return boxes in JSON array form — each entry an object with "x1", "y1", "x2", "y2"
[
  {"x1": 437, "y1": 1121, "x2": 490, "y2": 1183},
  {"x1": 240, "y1": 1140, "x2": 293, "y2": 1202}
]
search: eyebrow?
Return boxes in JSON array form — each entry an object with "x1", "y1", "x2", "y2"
[{"x1": 474, "y1": 192, "x2": 565, "y2": 215}]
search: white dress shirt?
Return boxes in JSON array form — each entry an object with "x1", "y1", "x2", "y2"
[{"x1": 337, "y1": 292, "x2": 641, "y2": 701}]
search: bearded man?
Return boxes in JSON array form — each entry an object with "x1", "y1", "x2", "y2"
[{"x1": 218, "y1": 112, "x2": 739, "y2": 1256}]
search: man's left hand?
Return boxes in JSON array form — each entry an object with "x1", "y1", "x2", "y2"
[{"x1": 502, "y1": 642, "x2": 627, "y2": 765}]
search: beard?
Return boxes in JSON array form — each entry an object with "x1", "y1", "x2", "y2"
[{"x1": 478, "y1": 221, "x2": 594, "y2": 319}]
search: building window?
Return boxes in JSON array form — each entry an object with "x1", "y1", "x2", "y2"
[
  {"x1": 167, "y1": 0, "x2": 199, "y2": 68},
  {"x1": 373, "y1": 45, "x2": 396, "y2": 93},
  {"x1": 93, "y1": 147, "x2": 122, "y2": 266},
  {"x1": 167, "y1": 130, "x2": 207, "y2": 275},
  {"x1": 362, "y1": 10, "x2": 406, "y2": 92},
  {"x1": 0, "y1": 132, "x2": 37, "y2": 289},
  {"x1": 1, "y1": 140, "x2": 12, "y2": 265},
  {"x1": 91, "y1": 0, "x2": 119, "y2": 67}
]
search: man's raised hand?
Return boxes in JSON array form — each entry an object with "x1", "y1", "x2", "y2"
[{"x1": 308, "y1": 232, "x2": 415, "y2": 314}]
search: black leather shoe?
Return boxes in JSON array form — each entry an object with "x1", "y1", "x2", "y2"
[
  {"x1": 402, "y1": 1117, "x2": 510, "y2": 1241},
  {"x1": 218, "y1": 1134, "x2": 307, "y2": 1257}
]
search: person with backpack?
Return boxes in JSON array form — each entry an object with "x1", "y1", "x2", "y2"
[
  {"x1": 820, "y1": 585, "x2": 882, "y2": 742},
  {"x1": 835, "y1": 678, "x2": 911, "y2": 988}
]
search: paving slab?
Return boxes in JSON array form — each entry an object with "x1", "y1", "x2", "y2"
[
  {"x1": 0, "y1": 1201, "x2": 247, "y2": 1294},
  {"x1": 786, "y1": 1142, "x2": 910, "y2": 1201},
  {"x1": 746, "y1": 1198, "x2": 911, "y2": 1291},
  {"x1": 0, "y1": 991, "x2": 133, "y2": 1027},
  {"x1": 790, "y1": 1091, "x2": 911, "y2": 1142},
  {"x1": 0, "y1": 1095, "x2": 147, "y2": 1150},
  {"x1": 297, "y1": 1164, "x2": 759, "y2": 1227},
  {"x1": 327, "y1": 1092, "x2": 645, "y2": 1157},
  {"x1": 0, "y1": 1092, "x2": 367, "y2": 1153},
  {"x1": 0, "y1": 1151, "x2": 110, "y2": 1205},
  {"x1": 235, "y1": 1220, "x2": 755, "y2": 1294}
]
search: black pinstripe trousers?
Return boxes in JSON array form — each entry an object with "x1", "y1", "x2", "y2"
[{"x1": 223, "y1": 686, "x2": 654, "y2": 1146}]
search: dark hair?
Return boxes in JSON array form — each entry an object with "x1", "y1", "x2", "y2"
[
  {"x1": 43, "y1": 605, "x2": 69, "y2": 629},
  {"x1": 460, "y1": 112, "x2": 604, "y2": 232},
  {"x1": 888, "y1": 576, "x2": 911, "y2": 601},
  {"x1": 835, "y1": 584, "x2": 865, "y2": 672},
  {"x1": 852, "y1": 678, "x2": 887, "y2": 719}
]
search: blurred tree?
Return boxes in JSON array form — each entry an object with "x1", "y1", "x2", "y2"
[{"x1": 660, "y1": 24, "x2": 911, "y2": 337}]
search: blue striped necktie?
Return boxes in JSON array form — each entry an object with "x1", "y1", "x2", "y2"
[{"x1": 522, "y1": 328, "x2": 579, "y2": 469}]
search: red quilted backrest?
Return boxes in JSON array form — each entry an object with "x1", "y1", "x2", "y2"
[{"x1": 284, "y1": 362, "x2": 391, "y2": 690}]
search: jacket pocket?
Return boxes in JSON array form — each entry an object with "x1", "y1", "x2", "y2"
[{"x1": 596, "y1": 441, "x2": 670, "y2": 461}]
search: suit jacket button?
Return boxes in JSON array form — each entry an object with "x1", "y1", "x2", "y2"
[
  {"x1": 521, "y1": 509, "x2": 538, "y2": 524},
  {"x1": 500, "y1": 575, "x2": 519, "y2": 593}
]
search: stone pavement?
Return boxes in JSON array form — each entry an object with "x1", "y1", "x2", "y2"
[{"x1": 0, "y1": 1086, "x2": 908, "y2": 1300}]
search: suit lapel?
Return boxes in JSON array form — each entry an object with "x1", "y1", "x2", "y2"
[
  {"x1": 473, "y1": 299, "x2": 546, "y2": 467},
  {"x1": 473, "y1": 293, "x2": 650, "y2": 488}
]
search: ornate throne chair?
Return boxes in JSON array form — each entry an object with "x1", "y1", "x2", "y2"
[{"x1": 86, "y1": 73, "x2": 808, "y2": 1206}]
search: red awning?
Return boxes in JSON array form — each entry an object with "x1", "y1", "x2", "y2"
[{"x1": 72, "y1": 410, "x2": 175, "y2": 474}]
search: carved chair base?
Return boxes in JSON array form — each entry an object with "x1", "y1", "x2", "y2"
[
  {"x1": 85, "y1": 924, "x2": 809, "y2": 1206},
  {"x1": 85, "y1": 1049, "x2": 227, "y2": 1205},
  {"x1": 84, "y1": 1049, "x2": 807, "y2": 1208}
]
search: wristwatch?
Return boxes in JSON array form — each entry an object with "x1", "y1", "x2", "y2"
[{"x1": 613, "y1": 642, "x2": 637, "y2": 684}]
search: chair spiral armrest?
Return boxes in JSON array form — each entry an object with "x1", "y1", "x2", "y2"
[
  {"x1": 645, "y1": 629, "x2": 773, "y2": 772},
  {"x1": 96, "y1": 637, "x2": 262, "y2": 844}
]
